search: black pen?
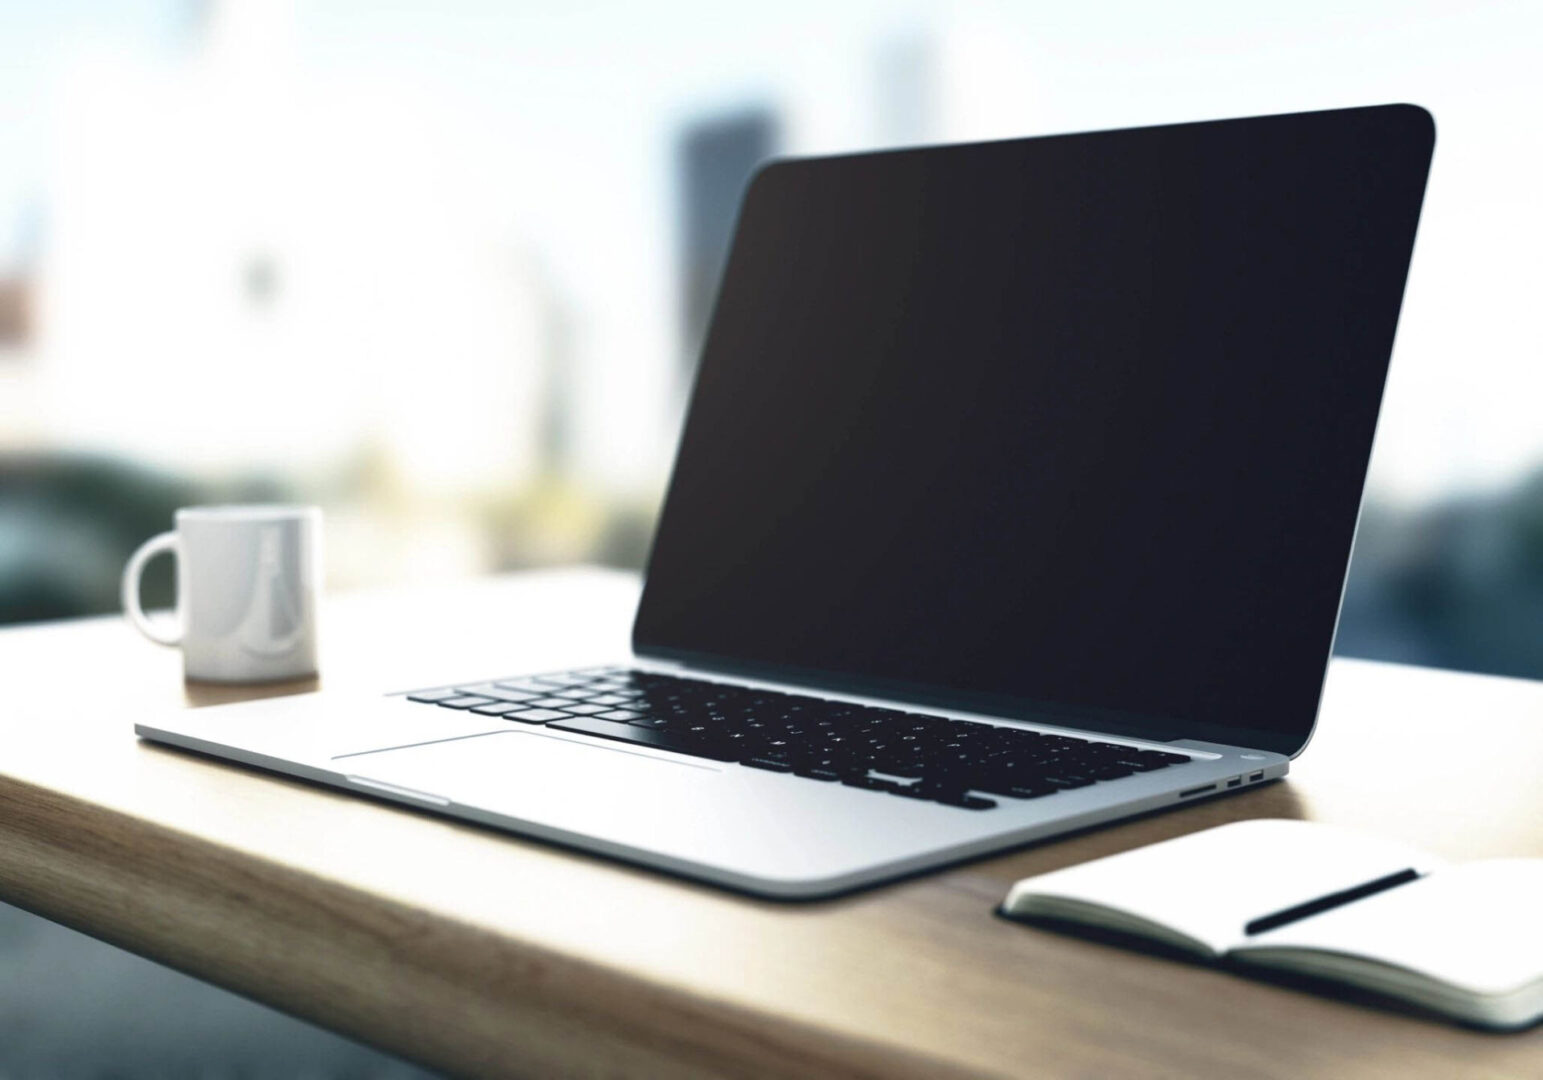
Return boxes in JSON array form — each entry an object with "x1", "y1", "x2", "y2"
[{"x1": 1244, "y1": 868, "x2": 1423, "y2": 936}]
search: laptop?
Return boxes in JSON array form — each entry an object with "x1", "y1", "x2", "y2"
[{"x1": 137, "y1": 103, "x2": 1435, "y2": 899}]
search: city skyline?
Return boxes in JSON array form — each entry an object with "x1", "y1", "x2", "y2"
[{"x1": 0, "y1": 0, "x2": 1539, "y2": 508}]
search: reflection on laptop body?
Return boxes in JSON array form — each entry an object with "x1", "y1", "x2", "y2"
[{"x1": 138, "y1": 104, "x2": 1435, "y2": 898}]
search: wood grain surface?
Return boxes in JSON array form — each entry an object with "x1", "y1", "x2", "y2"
[{"x1": 1, "y1": 567, "x2": 1540, "y2": 1078}]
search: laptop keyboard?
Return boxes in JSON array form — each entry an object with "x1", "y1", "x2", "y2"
[{"x1": 405, "y1": 667, "x2": 1192, "y2": 811}]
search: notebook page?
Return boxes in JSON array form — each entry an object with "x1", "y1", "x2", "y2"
[
  {"x1": 1003, "y1": 819, "x2": 1441, "y2": 955},
  {"x1": 1233, "y1": 859, "x2": 1543, "y2": 997}
]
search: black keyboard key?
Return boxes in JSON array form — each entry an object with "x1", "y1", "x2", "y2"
[
  {"x1": 458, "y1": 686, "x2": 541, "y2": 703},
  {"x1": 743, "y1": 757, "x2": 795, "y2": 773},
  {"x1": 841, "y1": 774, "x2": 901, "y2": 793},
  {"x1": 469, "y1": 701, "x2": 529, "y2": 716},
  {"x1": 1052, "y1": 775, "x2": 1100, "y2": 789},
  {"x1": 1043, "y1": 775, "x2": 1096, "y2": 789},
  {"x1": 1004, "y1": 784, "x2": 1059, "y2": 799},
  {"x1": 406, "y1": 689, "x2": 460, "y2": 703},
  {"x1": 628, "y1": 717, "x2": 669, "y2": 729},
  {"x1": 597, "y1": 709, "x2": 642, "y2": 721},
  {"x1": 932, "y1": 790, "x2": 997, "y2": 810},
  {"x1": 1084, "y1": 765, "x2": 1137, "y2": 780},
  {"x1": 797, "y1": 753, "x2": 861, "y2": 774},
  {"x1": 547, "y1": 716, "x2": 739, "y2": 762},
  {"x1": 436, "y1": 695, "x2": 497, "y2": 710},
  {"x1": 961, "y1": 773, "x2": 1020, "y2": 796},
  {"x1": 1108, "y1": 756, "x2": 1159, "y2": 771},
  {"x1": 488, "y1": 690, "x2": 542, "y2": 703},
  {"x1": 506, "y1": 708, "x2": 570, "y2": 723},
  {"x1": 794, "y1": 767, "x2": 845, "y2": 782}
]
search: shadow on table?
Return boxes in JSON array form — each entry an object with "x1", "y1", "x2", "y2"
[{"x1": 0, "y1": 901, "x2": 439, "y2": 1079}]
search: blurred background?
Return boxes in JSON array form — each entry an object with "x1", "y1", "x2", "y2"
[
  {"x1": 0, "y1": 3, "x2": 1539, "y2": 1073},
  {"x1": 1, "y1": 0, "x2": 1541, "y2": 680}
]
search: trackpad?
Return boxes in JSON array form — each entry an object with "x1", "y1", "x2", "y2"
[{"x1": 339, "y1": 729, "x2": 720, "y2": 815}]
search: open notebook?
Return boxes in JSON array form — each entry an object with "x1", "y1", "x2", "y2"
[{"x1": 1001, "y1": 819, "x2": 1543, "y2": 1030}]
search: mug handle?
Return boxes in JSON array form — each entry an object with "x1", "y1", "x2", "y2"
[{"x1": 121, "y1": 531, "x2": 182, "y2": 646}]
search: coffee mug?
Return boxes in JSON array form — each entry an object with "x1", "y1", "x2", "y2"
[{"x1": 122, "y1": 505, "x2": 323, "y2": 683}]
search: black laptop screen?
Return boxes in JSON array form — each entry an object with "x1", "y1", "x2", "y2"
[{"x1": 634, "y1": 105, "x2": 1433, "y2": 756}]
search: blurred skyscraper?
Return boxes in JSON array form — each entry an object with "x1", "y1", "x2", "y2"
[
  {"x1": 873, "y1": 31, "x2": 938, "y2": 146},
  {"x1": 676, "y1": 108, "x2": 780, "y2": 375}
]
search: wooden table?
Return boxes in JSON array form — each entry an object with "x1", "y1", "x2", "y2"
[{"x1": 2, "y1": 568, "x2": 1539, "y2": 1078}]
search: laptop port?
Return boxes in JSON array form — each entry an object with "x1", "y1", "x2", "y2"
[
  {"x1": 1179, "y1": 783, "x2": 1217, "y2": 798},
  {"x1": 1226, "y1": 778, "x2": 1242, "y2": 788},
  {"x1": 1249, "y1": 771, "x2": 1264, "y2": 782}
]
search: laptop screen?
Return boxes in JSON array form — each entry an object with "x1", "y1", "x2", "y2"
[{"x1": 634, "y1": 105, "x2": 1433, "y2": 757}]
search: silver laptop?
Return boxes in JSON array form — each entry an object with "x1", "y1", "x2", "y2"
[{"x1": 138, "y1": 104, "x2": 1434, "y2": 899}]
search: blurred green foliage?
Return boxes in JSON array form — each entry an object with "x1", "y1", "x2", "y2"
[{"x1": 0, "y1": 454, "x2": 290, "y2": 624}]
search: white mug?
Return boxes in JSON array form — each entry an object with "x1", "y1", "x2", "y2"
[{"x1": 122, "y1": 505, "x2": 323, "y2": 683}]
